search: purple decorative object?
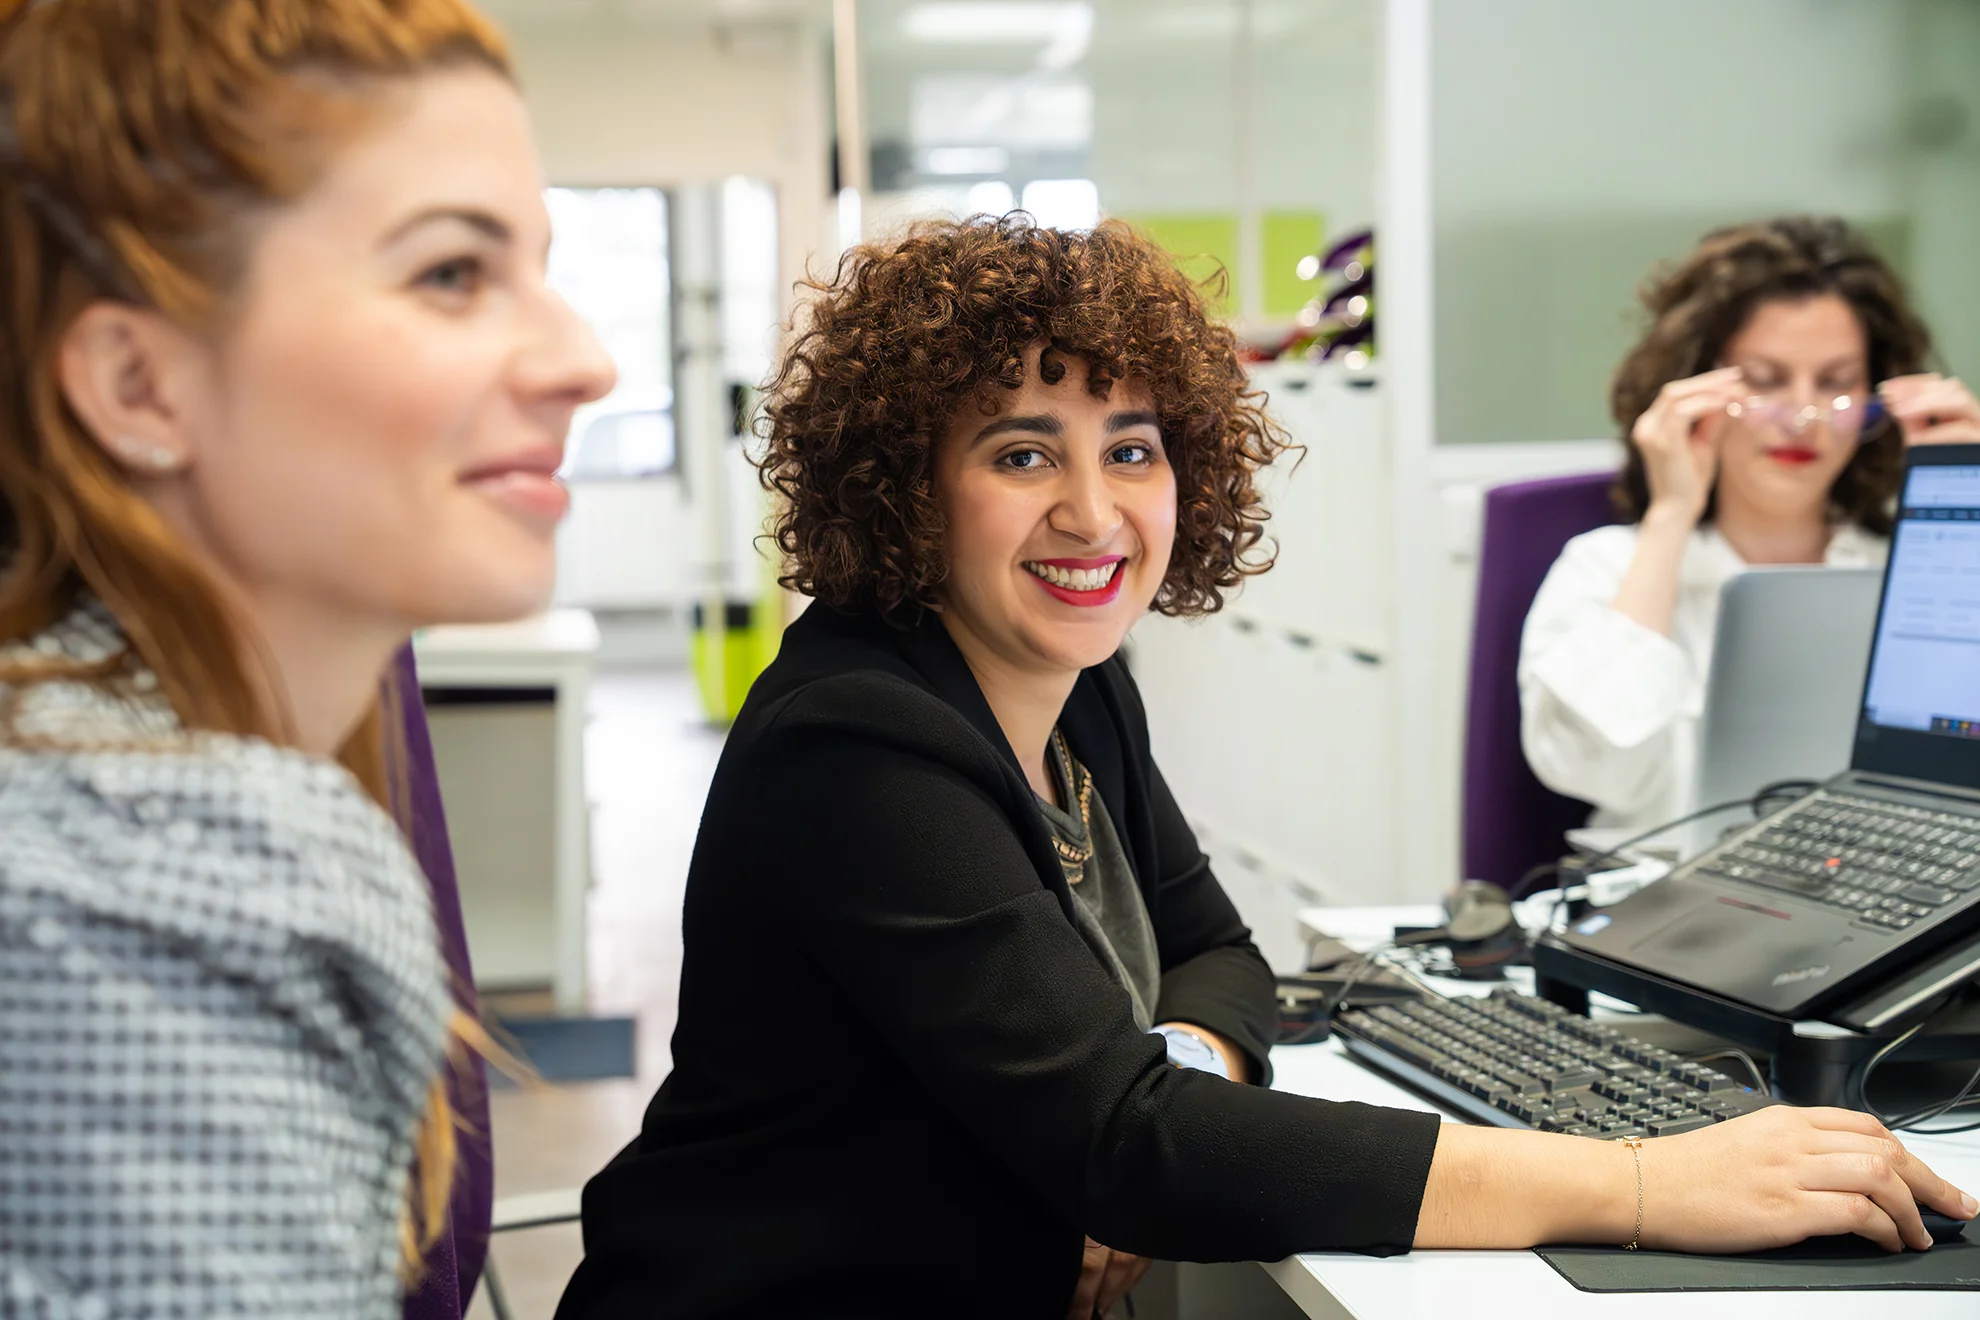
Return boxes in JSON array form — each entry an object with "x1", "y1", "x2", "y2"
[
  {"x1": 1319, "y1": 227, "x2": 1373, "y2": 272},
  {"x1": 1461, "y1": 471, "x2": 1619, "y2": 894},
  {"x1": 392, "y1": 646, "x2": 494, "y2": 1320}
]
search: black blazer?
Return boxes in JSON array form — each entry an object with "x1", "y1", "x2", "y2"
[{"x1": 557, "y1": 605, "x2": 1440, "y2": 1320}]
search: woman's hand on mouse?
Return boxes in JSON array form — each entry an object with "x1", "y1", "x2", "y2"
[
  {"x1": 1632, "y1": 367, "x2": 1745, "y2": 528},
  {"x1": 1638, "y1": 1104, "x2": 1977, "y2": 1254},
  {"x1": 1065, "y1": 1237, "x2": 1151, "y2": 1320},
  {"x1": 1881, "y1": 373, "x2": 1980, "y2": 447}
]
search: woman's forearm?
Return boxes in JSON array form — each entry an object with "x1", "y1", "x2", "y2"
[
  {"x1": 1414, "y1": 1125, "x2": 1635, "y2": 1248},
  {"x1": 1417, "y1": 1105, "x2": 1978, "y2": 1255},
  {"x1": 1608, "y1": 507, "x2": 1693, "y2": 638}
]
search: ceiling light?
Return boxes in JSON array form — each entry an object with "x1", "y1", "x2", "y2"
[
  {"x1": 966, "y1": 180, "x2": 1017, "y2": 216},
  {"x1": 906, "y1": 3, "x2": 1088, "y2": 45},
  {"x1": 1020, "y1": 178, "x2": 1099, "y2": 231},
  {"x1": 921, "y1": 146, "x2": 1012, "y2": 175}
]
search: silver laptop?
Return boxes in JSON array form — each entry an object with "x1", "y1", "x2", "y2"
[{"x1": 1694, "y1": 565, "x2": 1883, "y2": 810}]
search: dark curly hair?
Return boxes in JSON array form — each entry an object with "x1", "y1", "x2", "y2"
[
  {"x1": 757, "y1": 214, "x2": 1289, "y2": 621},
  {"x1": 1610, "y1": 215, "x2": 1935, "y2": 534}
]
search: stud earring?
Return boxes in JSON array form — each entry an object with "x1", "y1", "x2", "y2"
[{"x1": 112, "y1": 437, "x2": 181, "y2": 473}]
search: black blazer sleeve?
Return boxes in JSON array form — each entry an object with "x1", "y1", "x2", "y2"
[
  {"x1": 754, "y1": 676, "x2": 1441, "y2": 1263},
  {"x1": 1141, "y1": 753, "x2": 1280, "y2": 1085}
]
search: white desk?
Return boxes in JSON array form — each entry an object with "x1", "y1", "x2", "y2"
[
  {"x1": 414, "y1": 611, "x2": 598, "y2": 1011},
  {"x1": 1261, "y1": 906, "x2": 1980, "y2": 1319}
]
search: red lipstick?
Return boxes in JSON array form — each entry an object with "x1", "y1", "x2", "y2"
[{"x1": 1023, "y1": 555, "x2": 1127, "y2": 608}]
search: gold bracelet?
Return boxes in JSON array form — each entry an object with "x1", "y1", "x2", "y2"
[{"x1": 1616, "y1": 1134, "x2": 1644, "y2": 1251}]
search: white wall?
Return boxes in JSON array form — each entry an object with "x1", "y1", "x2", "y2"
[
  {"x1": 1128, "y1": 358, "x2": 1620, "y2": 968},
  {"x1": 1130, "y1": 363, "x2": 1396, "y2": 971}
]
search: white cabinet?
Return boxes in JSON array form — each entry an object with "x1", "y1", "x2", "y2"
[
  {"x1": 1239, "y1": 363, "x2": 1390, "y2": 654},
  {"x1": 1130, "y1": 362, "x2": 1400, "y2": 971},
  {"x1": 555, "y1": 477, "x2": 688, "y2": 610}
]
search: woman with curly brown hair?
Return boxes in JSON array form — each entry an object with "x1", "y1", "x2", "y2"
[
  {"x1": 557, "y1": 216, "x2": 1971, "y2": 1320},
  {"x1": 1522, "y1": 216, "x2": 1980, "y2": 833}
]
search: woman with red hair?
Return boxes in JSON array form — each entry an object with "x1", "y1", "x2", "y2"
[{"x1": 0, "y1": 1, "x2": 613, "y2": 1314}]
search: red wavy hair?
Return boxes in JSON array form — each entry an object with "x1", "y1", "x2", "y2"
[{"x1": 0, "y1": 0, "x2": 514, "y2": 1272}]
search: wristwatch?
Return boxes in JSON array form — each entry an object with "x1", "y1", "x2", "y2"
[{"x1": 1150, "y1": 1024, "x2": 1230, "y2": 1079}]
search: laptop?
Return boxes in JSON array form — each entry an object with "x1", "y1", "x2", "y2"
[
  {"x1": 1557, "y1": 444, "x2": 1980, "y2": 1018},
  {"x1": 1694, "y1": 566, "x2": 1883, "y2": 810}
]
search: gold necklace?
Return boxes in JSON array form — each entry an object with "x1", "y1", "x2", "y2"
[{"x1": 1046, "y1": 727, "x2": 1094, "y2": 886}]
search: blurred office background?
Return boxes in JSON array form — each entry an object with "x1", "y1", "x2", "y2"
[{"x1": 422, "y1": 2, "x2": 1980, "y2": 1313}]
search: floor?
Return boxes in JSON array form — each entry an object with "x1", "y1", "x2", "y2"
[{"x1": 467, "y1": 665, "x2": 725, "y2": 1320}]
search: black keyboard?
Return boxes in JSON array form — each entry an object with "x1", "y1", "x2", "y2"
[
  {"x1": 1697, "y1": 796, "x2": 1980, "y2": 932},
  {"x1": 1336, "y1": 990, "x2": 1773, "y2": 1136}
]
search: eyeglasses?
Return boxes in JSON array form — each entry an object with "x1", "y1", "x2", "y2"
[{"x1": 1724, "y1": 392, "x2": 1887, "y2": 440}]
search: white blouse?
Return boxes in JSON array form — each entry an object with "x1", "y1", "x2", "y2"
[{"x1": 1518, "y1": 521, "x2": 1887, "y2": 836}]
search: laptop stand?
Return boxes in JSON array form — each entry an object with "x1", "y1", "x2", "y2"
[{"x1": 1530, "y1": 927, "x2": 1980, "y2": 1109}]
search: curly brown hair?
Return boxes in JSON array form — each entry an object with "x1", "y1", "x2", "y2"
[
  {"x1": 1610, "y1": 215, "x2": 1935, "y2": 534},
  {"x1": 757, "y1": 214, "x2": 1289, "y2": 621}
]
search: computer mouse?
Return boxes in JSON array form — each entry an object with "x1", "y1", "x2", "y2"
[
  {"x1": 1786, "y1": 1209, "x2": 1969, "y2": 1259},
  {"x1": 1920, "y1": 1209, "x2": 1970, "y2": 1245}
]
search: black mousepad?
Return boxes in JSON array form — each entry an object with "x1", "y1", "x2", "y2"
[{"x1": 1536, "y1": 1226, "x2": 1980, "y2": 1292}]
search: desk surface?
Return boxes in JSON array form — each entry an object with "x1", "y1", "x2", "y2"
[
  {"x1": 413, "y1": 610, "x2": 599, "y2": 685},
  {"x1": 1266, "y1": 906, "x2": 1980, "y2": 1319},
  {"x1": 416, "y1": 609, "x2": 600, "y2": 657},
  {"x1": 412, "y1": 609, "x2": 598, "y2": 1009}
]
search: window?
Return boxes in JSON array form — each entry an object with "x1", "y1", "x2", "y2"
[{"x1": 546, "y1": 187, "x2": 674, "y2": 477}]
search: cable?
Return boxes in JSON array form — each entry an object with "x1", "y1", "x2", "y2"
[
  {"x1": 1752, "y1": 778, "x2": 1821, "y2": 815},
  {"x1": 1687, "y1": 1047, "x2": 1770, "y2": 1094},
  {"x1": 1901, "y1": 1088, "x2": 1980, "y2": 1136},
  {"x1": 1538, "y1": 782, "x2": 1823, "y2": 934},
  {"x1": 1879, "y1": 1063, "x2": 1980, "y2": 1134},
  {"x1": 1852, "y1": 1016, "x2": 1980, "y2": 1134},
  {"x1": 1340, "y1": 782, "x2": 1824, "y2": 1022},
  {"x1": 1541, "y1": 796, "x2": 1756, "y2": 932},
  {"x1": 1853, "y1": 1019, "x2": 1927, "y2": 1116},
  {"x1": 1326, "y1": 933, "x2": 1447, "y2": 1016},
  {"x1": 1512, "y1": 859, "x2": 1562, "y2": 901},
  {"x1": 1575, "y1": 782, "x2": 1818, "y2": 877}
]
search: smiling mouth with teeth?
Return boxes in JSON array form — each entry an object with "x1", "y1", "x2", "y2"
[{"x1": 1022, "y1": 560, "x2": 1123, "y2": 592}]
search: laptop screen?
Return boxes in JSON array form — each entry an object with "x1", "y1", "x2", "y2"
[{"x1": 1855, "y1": 453, "x2": 1980, "y2": 788}]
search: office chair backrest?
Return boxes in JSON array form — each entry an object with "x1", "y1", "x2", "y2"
[
  {"x1": 391, "y1": 645, "x2": 494, "y2": 1320},
  {"x1": 1461, "y1": 471, "x2": 1618, "y2": 894}
]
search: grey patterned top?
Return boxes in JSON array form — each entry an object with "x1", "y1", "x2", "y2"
[{"x1": 0, "y1": 602, "x2": 451, "y2": 1319}]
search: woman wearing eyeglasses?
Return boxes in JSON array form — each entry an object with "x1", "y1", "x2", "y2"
[{"x1": 1520, "y1": 215, "x2": 1980, "y2": 835}]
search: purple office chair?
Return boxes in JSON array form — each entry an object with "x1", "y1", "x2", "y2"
[
  {"x1": 1461, "y1": 471, "x2": 1619, "y2": 895},
  {"x1": 390, "y1": 646, "x2": 494, "y2": 1320}
]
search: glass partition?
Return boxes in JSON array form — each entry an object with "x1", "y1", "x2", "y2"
[
  {"x1": 547, "y1": 186, "x2": 674, "y2": 477},
  {"x1": 1430, "y1": 0, "x2": 1980, "y2": 445},
  {"x1": 854, "y1": 0, "x2": 1376, "y2": 329}
]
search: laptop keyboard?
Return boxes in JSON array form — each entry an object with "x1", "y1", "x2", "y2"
[
  {"x1": 1696, "y1": 796, "x2": 1980, "y2": 931},
  {"x1": 1336, "y1": 989, "x2": 1773, "y2": 1137}
]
